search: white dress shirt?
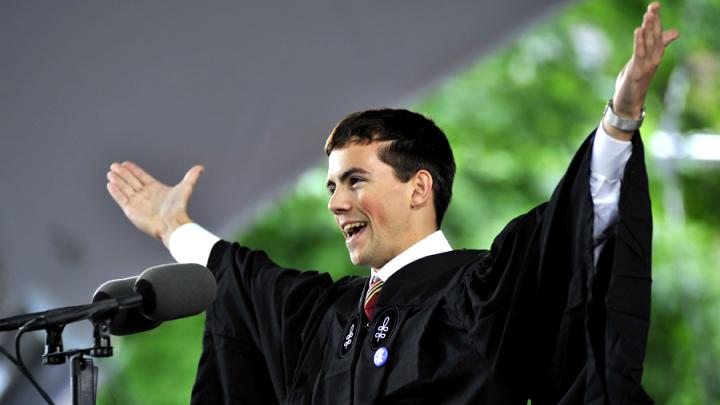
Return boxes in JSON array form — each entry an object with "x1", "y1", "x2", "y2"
[
  {"x1": 371, "y1": 230, "x2": 452, "y2": 282},
  {"x1": 169, "y1": 124, "x2": 632, "y2": 282}
]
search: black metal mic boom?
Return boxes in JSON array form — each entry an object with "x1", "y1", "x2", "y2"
[{"x1": 0, "y1": 294, "x2": 143, "y2": 332}]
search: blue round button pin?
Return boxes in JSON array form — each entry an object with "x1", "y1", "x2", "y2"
[{"x1": 373, "y1": 346, "x2": 389, "y2": 367}]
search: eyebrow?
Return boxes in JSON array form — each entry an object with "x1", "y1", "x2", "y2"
[{"x1": 326, "y1": 167, "x2": 370, "y2": 188}]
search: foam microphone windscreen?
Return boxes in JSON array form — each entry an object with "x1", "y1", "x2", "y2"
[
  {"x1": 93, "y1": 276, "x2": 162, "y2": 336},
  {"x1": 134, "y1": 263, "x2": 217, "y2": 322}
]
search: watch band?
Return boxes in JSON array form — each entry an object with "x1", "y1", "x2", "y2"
[{"x1": 603, "y1": 99, "x2": 645, "y2": 131}]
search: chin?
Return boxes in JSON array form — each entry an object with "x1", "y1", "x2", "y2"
[
  {"x1": 349, "y1": 255, "x2": 364, "y2": 266},
  {"x1": 347, "y1": 250, "x2": 367, "y2": 267}
]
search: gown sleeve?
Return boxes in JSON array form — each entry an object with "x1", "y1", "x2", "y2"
[
  {"x1": 454, "y1": 129, "x2": 653, "y2": 404},
  {"x1": 190, "y1": 242, "x2": 335, "y2": 404}
]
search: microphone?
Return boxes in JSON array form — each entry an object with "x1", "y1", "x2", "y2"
[
  {"x1": 92, "y1": 276, "x2": 161, "y2": 336},
  {"x1": 132, "y1": 263, "x2": 216, "y2": 322},
  {"x1": 0, "y1": 263, "x2": 217, "y2": 333}
]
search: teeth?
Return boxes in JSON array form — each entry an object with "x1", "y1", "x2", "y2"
[{"x1": 343, "y1": 222, "x2": 365, "y2": 232}]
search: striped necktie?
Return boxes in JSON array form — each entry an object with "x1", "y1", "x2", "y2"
[{"x1": 364, "y1": 277, "x2": 384, "y2": 321}]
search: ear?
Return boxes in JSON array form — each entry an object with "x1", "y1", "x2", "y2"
[{"x1": 410, "y1": 169, "x2": 433, "y2": 209}]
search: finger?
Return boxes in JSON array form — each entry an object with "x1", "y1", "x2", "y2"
[
  {"x1": 652, "y1": 4, "x2": 662, "y2": 39},
  {"x1": 121, "y1": 161, "x2": 156, "y2": 186},
  {"x1": 648, "y1": 2, "x2": 661, "y2": 15},
  {"x1": 662, "y1": 30, "x2": 680, "y2": 47},
  {"x1": 647, "y1": 2, "x2": 661, "y2": 18},
  {"x1": 642, "y1": 11, "x2": 656, "y2": 52},
  {"x1": 107, "y1": 182, "x2": 129, "y2": 205},
  {"x1": 182, "y1": 165, "x2": 205, "y2": 188},
  {"x1": 649, "y1": 4, "x2": 663, "y2": 59},
  {"x1": 642, "y1": 5, "x2": 652, "y2": 29},
  {"x1": 110, "y1": 162, "x2": 143, "y2": 192},
  {"x1": 634, "y1": 27, "x2": 646, "y2": 59},
  {"x1": 107, "y1": 170, "x2": 136, "y2": 198}
]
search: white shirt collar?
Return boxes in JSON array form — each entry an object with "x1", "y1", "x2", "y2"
[{"x1": 371, "y1": 230, "x2": 452, "y2": 283}]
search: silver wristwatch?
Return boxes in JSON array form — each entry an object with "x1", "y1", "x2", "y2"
[{"x1": 603, "y1": 99, "x2": 645, "y2": 131}]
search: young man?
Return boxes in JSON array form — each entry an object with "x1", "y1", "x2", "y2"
[{"x1": 107, "y1": 3, "x2": 677, "y2": 403}]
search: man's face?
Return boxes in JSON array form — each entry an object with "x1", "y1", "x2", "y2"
[{"x1": 326, "y1": 141, "x2": 415, "y2": 269}]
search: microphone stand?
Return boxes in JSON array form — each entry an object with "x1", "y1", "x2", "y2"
[
  {"x1": 2, "y1": 263, "x2": 214, "y2": 404},
  {"x1": 8, "y1": 296, "x2": 141, "y2": 404},
  {"x1": 40, "y1": 318, "x2": 113, "y2": 405},
  {"x1": 16, "y1": 298, "x2": 128, "y2": 405}
]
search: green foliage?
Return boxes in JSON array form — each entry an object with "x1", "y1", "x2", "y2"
[
  {"x1": 101, "y1": 0, "x2": 720, "y2": 403},
  {"x1": 647, "y1": 218, "x2": 720, "y2": 403},
  {"x1": 97, "y1": 316, "x2": 205, "y2": 404}
]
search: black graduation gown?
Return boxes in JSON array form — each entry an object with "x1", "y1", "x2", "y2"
[{"x1": 190, "y1": 130, "x2": 653, "y2": 404}]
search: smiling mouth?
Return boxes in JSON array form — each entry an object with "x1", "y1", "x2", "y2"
[{"x1": 343, "y1": 222, "x2": 367, "y2": 242}]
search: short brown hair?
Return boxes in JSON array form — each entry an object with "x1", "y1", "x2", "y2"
[{"x1": 325, "y1": 108, "x2": 455, "y2": 227}]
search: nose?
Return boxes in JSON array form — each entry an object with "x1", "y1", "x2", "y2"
[{"x1": 328, "y1": 188, "x2": 351, "y2": 215}]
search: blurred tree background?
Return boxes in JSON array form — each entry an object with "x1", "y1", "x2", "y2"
[{"x1": 99, "y1": 0, "x2": 720, "y2": 403}]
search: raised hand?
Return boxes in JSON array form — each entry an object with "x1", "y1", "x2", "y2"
[
  {"x1": 106, "y1": 161, "x2": 204, "y2": 247},
  {"x1": 607, "y1": 2, "x2": 679, "y2": 141}
]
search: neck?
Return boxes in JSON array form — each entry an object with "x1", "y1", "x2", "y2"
[{"x1": 372, "y1": 229, "x2": 448, "y2": 274}]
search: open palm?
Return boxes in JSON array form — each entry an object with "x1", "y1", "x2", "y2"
[
  {"x1": 613, "y1": 2, "x2": 679, "y2": 117},
  {"x1": 106, "y1": 161, "x2": 204, "y2": 245}
]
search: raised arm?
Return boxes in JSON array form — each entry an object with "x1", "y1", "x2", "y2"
[
  {"x1": 106, "y1": 161, "x2": 204, "y2": 247},
  {"x1": 604, "y1": 1, "x2": 679, "y2": 141},
  {"x1": 591, "y1": 2, "x2": 679, "y2": 261}
]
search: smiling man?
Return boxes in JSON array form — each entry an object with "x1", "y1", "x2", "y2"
[
  {"x1": 107, "y1": 3, "x2": 677, "y2": 404},
  {"x1": 325, "y1": 113, "x2": 453, "y2": 270}
]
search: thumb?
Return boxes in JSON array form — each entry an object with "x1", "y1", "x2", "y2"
[
  {"x1": 182, "y1": 165, "x2": 205, "y2": 189},
  {"x1": 662, "y1": 30, "x2": 680, "y2": 47}
]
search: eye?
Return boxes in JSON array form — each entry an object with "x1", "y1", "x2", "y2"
[
  {"x1": 327, "y1": 184, "x2": 336, "y2": 195},
  {"x1": 349, "y1": 176, "x2": 364, "y2": 186}
]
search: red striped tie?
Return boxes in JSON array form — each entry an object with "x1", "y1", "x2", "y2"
[{"x1": 364, "y1": 277, "x2": 384, "y2": 321}]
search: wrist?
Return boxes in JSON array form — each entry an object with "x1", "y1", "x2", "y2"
[
  {"x1": 601, "y1": 119, "x2": 634, "y2": 142},
  {"x1": 612, "y1": 105, "x2": 643, "y2": 120},
  {"x1": 602, "y1": 99, "x2": 644, "y2": 141},
  {"x1": 612, "y1": 95, "x2": 645, "y2": 120},
  {"x1": 159, "y1": 214, "x2": 193, "y2": 247}
]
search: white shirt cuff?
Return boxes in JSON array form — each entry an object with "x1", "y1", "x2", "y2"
[
  {"x1": 591, "y1": 123, "x2": 632, "y2": 180},
  {"x1": 168, "y1": 223, "x2": 220, "y2": 266}
]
